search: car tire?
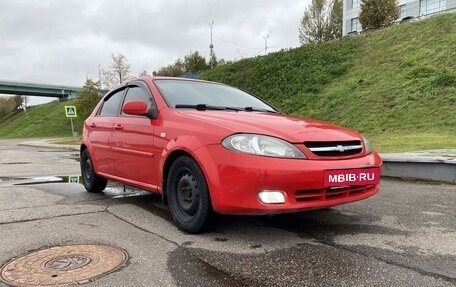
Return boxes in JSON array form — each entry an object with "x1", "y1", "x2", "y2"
[
  {"x1": 81, "y1": 149, "x2": 107, "y2": 193},
  {"x1": 167, "y1": 156, "x2": 216, "y2": 233}
]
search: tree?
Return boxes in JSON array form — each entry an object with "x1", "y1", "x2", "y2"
[
  {"x1": 217, "y1": 58, "x2": 232, "y2": 66},
  {"x1": 75, "y1": 79, "x2": 101, "y2": 121},
  {"x1": 154, "y1": 59, "x2": 185, "y2": 77},
  {"x1": 209, "y1": 50, "x2": 218, "y2": 69},
  {"x1": 101, "y1": 52, "x2": 132, "y2": 89},
  {"x1": 138, "y1": 70, "x2": 149, "y2": 77},
  {"x1": 154, "y1": 51, "x2": 210, "y2": 77},
  {"x1": 0, "y1": 95, "x2": 22, "y2": 117},
  {"x1": 359, "y1": 0, "x2": 400, "y2": 31},
  {"x1": 327, "y1": 0, "x2": 343, "y2": 39},
  {"x1": 183, "y1": 51, "x2": 209, "y2": 73},
  {"x1": 298, "y1": 0, "x2": 342, "y2": 44},
  {"x1": 21, "y1": 96, "x2": 29, "y2": 113},
  {"x1": 12, "y1": 95, "x2": 22, "y2": 109}
]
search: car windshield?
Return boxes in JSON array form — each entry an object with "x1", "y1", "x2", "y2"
[{"x1": 154, "y1": 79, "x2": 277, "y2": 112}]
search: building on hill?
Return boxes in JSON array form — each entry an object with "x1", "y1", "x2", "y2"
[{"x1": 343, "y1": 0, "x2": 456, "y2": 35}]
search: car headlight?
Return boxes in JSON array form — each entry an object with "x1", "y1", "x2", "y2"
[
  {"x1": 362, "y1": 135, "x2": 373, "y2": 154},
  {"x1": 222, "y1": 134, "x2": 306, "y2": 159}
]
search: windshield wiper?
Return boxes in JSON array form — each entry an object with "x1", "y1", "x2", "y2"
[
  {"x1": 175, "y1": 104, "x2": 242, "y2": 111},
  {"x1": 175, "y1": 104, "x2": 279, "y2": 113},
  {"x1": 244, "y1": 107, "x2": 279, "y2": 113}
]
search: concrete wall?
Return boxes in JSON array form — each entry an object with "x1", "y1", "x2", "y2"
[
  {"x1": 342, "y1": 0, "x2": 360, "y2": 35},
  {"x1": 448, "y1": 0, "x2": 456, "y2": 9}
]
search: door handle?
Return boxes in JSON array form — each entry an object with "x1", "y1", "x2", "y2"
[
  {"x1": 114, "y1": 124, "x2": 123, "y2": 130},
  {"x1": 89, "y1": 123, "x2": 96, "y2": 128}
]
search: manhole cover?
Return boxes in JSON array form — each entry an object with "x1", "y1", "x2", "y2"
[
  {"x1": 0, "y1": 244, "x2": 128, "y2": 287},
  {"x1": 45, "y1": 255, "x2": 91, "y2": 271}
]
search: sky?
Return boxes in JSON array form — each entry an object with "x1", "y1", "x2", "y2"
[{"x1": 0, "y1": 0, "x2": 310, "y2": 104}]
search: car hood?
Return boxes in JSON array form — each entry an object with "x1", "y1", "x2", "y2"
[{"x1": 176, "y1": 110, "x2": 362, "y2": 143}]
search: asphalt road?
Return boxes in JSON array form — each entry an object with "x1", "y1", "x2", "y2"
[{"x1": 0, "y1": 139, "x2": 455, "y2": 287}]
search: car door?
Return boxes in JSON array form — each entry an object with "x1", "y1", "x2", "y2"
[
  {"x1": 110, "y1": 81, "x2": 158, "y2": 188},
  {"x1": 87, "y1": 88, "x2": 126, "y2": 176}
]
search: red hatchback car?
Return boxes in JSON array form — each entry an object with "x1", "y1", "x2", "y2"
[{"x1": 81, "y1": 76, "x2": 382, "y2": 233}]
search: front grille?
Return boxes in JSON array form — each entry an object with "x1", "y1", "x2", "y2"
[
  {"x1": 304, "y1": 141, "x2": 362, "y2": 157},
  {"x1": 294, "y1": 185, "x2": 375, "y2": 203}
]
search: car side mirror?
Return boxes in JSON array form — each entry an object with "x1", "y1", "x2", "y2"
[{"x1": 122, "y1": 100, "x2": 157, "y2": 119}]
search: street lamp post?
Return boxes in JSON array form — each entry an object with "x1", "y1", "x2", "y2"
[
  {"x1": 263, "y1": 34, "x2": 269, "y2": 55},
  {"x1": 209, "y1": 20, "x2": 215, "y2": 68}
]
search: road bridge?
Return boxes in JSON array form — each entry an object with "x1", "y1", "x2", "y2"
[{"x1": 0, "y1": 80, "x2": 82, "y2": 99}]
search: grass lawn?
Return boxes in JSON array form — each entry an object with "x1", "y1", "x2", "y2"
[{"x1": 369, "y1": 132, "x2": 456, "y2": 153}]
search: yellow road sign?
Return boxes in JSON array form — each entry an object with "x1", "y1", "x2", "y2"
[{"x1": 65, "y1": 106, "x2": 77, "y2": 118}]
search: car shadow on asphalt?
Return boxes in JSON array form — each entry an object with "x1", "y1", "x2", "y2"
[{"x1": 38, "y1": 182, "x2": 409, "y2": 241}]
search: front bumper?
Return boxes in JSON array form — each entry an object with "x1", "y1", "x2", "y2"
[{"x1": 194, "y1": 145, "x2": 383, "y2": 215}]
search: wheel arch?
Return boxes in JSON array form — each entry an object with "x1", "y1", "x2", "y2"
[
  {"x1": 80, "y1": 144, "x2": 101, "y2": 174},
  {"x1": 80, "y1": 144, "x2": 87, "y2": 156},
  {"x1": 161, "y1": 150, "x2": 193, "y2": 205}
]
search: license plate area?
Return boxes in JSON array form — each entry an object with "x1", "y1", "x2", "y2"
[{"x1": 324, "y1": 167, "x2": 380, "y2": 187}]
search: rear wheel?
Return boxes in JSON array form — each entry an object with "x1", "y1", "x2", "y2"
[
  {"x1": 167, "y1": 156, "x2": 216, "y2": 233},
  {"x1": 81, "y1": 149, "x2": 107, "y2": 193}
]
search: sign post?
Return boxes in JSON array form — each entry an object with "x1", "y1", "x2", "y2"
[{"x1": 64, "y1": 106, "x2": 78, "y2": 137}]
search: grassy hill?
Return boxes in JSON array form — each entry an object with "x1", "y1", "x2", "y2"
[
  {"x1": 0, "y1": 99, "x2": 83, "y2": 138},
  {"x1": 0, "y1": 13, "x2": 455, "y2": 152},
  {"x1": 201, "y1": 13, "x2": 456, "y2": 151}
]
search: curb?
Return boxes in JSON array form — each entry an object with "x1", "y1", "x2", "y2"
[
  {"x1": 381, "y1": 153, "x2": 456, "y2": 184},
  {"x1": 19, "y1": 139, "x2": 80, "y2": 151}
]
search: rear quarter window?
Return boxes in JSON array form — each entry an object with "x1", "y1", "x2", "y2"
[{"x1": 98, "y1": 89, "x2": 125, "y2": 116}]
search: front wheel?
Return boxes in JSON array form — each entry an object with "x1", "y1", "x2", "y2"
[
  {"x1": 167, "y1": 156, "x2": 216, "y2": 233},
  {"x1": 81, "y1": 149, "x2": 107, "y2": 193}
]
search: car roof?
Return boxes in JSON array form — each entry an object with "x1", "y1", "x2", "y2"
[
  {"x1": 106, "y1": 76, "x2": 227, "y2": 97},
  {"x1": 148, "y1": 76, "x2": 217, "y2": 85}
]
